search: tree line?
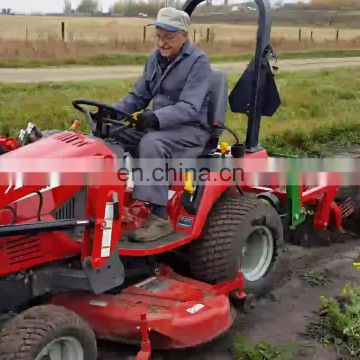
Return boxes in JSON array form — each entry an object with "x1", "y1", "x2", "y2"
[
  {"x1": 64, "y1": 0, "x2": 184, "y2": 16},
  {"x1": 287, "y1": 0, "x2": 360, "y2": 11},
  {"x1": 63, "y1": 0, "x2": 360, "y2": 16}
]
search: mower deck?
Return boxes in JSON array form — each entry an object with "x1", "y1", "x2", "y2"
[{"x1": 50, "y1": 267, "x2": 242, "y2": 356}]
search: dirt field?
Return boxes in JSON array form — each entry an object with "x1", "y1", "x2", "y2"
[
  {"x1": 97, "y1": 235, "x2": 360, "y2": 359},
  {"x1": 1, "y1": 15, "x2": 359, "y2": 63},
  {"x1": 193, "y1": 9, "x2": 360, "y2": 29},
  {"x1": 1, "y1": 15, "x2": 359, "y2": 43}
]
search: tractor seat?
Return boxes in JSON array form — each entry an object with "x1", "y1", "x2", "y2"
[
  {"x1": 173, "y1": 69, "x2": 228, "y2": 158},
  {"x1": 202, "y1": 68, "x2": 228, "y2": 155}
]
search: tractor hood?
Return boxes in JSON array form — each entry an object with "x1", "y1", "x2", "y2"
[
  {"x1": 1, "y1": 132, "x2": 118, "y2": 160},
  {"x1": 0, "y1": 132, "x2": 122, "y2": 208}
]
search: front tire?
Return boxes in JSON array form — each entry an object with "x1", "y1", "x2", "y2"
[
  {"x1": 190, "y1": 193, "x2": 284, "y2": 296},
  {"x1": 0, "y1": 305, "x2": 97, "y2": 360}
]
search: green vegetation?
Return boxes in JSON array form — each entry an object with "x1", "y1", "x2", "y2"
[
  {"x1": 304, "y1": 286, "x2": 360, "y2": 359},
  {"x1": 235, "y1": 337, "x2": 299, "y2": 360},
  {"x1": 211, "y1": 49, "x2": 360, "y2": 64},
  {"x1": 273, "y1": 49, "x2": 360, "y2": 60},
  {"x1": 76, "y1": 0, "x2": 99, "y2": 14},
  {"x1": 226, "y1": 67, "x2": 360, "y2": 156},
  {"x1": 0, "y1": 80, "x2": 131, "y2": 134},
  {"x1": 0, "y1": 54, "x2": 149, "y2": 68},
  {"x1": 302, "y1": 271, "x2": 332, "y2": 287},
  {"x1": 1, "y1": 49, "x2": 360, "y2": 69},
  {"x1": 1, "y1": 67, "x2": 359, "y2": 156}
]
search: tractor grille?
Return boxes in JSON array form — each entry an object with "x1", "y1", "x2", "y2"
[
  {"x1": 5, "y1": 235, "x2": 42, "y2": 266},
  {"x1": 54, "y1": 133, "x2": 89, "y2": 147},
  {"x1": 54, "y1": 196, "x2": 76, "y2": 220},
  {"x1": 52, "y1": 188, "x2": 86, "y2": 221}
]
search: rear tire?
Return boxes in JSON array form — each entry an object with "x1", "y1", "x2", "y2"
[
  {"x1": 190, "y1": 193, "x2": 284, "y2": 296},
  {"x1": 0, "y1": 305, "x2": 97, "y2": 360}
]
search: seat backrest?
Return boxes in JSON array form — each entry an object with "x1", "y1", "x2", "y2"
[{"x1": 207, "y1": 69, "x2": 228, "y2": 140}]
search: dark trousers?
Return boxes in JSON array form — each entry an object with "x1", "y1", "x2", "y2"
[{"x1": 114, "y1": 126, "x2": 210, "y2": 206}]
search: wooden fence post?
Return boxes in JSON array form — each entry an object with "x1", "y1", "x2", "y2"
[
  {"x1": 206, "y1": 28, "x2": 210, "y2": 43},
  {"x1": 298, "y1": 28, "x2": 302, "y2": 42},
  {"x1": 143, "y1": 26, "x2": 147, "y2": 43},
  {"x1": 61, "y1": 21, "x2": 65, "y2": 41},
  {"x1": 336, "y1": 29, "x2": 339, "y2": 42},
  {"x1": 310, "y1": 30, "x2": 313, "y2": 42},
  {"x1": 193, "y1": 29, "x2": 196, "y2": 43}
]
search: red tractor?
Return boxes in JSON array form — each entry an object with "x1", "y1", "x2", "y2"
[
  {"x1": 0, "y1": 1, "x2": 359, "y2": 359},
  {"x1": 0, "y1": 137, "x2": 19, "y2": 155}
]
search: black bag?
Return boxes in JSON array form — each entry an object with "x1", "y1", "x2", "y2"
[{"x1": 229, "y1": 58, "x2": 281, "y2": 117}]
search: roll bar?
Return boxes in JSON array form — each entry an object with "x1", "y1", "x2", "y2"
[{"x1": 182, "y1": 0, "x2": 280, "y2": 151}]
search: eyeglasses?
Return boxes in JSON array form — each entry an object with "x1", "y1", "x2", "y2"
[{"x1": 154, "y1": 32, "x2": 182, "y2": 44}]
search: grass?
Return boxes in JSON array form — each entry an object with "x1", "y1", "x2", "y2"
[
  {"x1": 0, "y1": 67, "x2": 359, "y2": 156},
  {"x1": 0, "y1": 53, "x2": 150, "y2": 68},
  {"x1": 302, "y1": 271, "x2": 332, "y2": 287},
  {"x1": 235, "y1": 336, "x2": 298, "y2": 360},
  {"x1": 235, "y1": 336, "x2": 320, "y2": 359},
  {"x1": 1, "y1": 49, "x2": 360, "y2": 68},
  {"x1": 225, "y1": 67, "x2": 360, "y2": 156},
  {"x1": 304, "y1": 286, "x2": 360, "y2": 359}
]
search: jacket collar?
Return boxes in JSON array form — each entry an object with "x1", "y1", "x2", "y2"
[
  {"x1": 181, "y1": 41, "x2": 193, "y2": 56},
  {"x1": 151, "y1": 41, "x2": 193, "y2": 94}
]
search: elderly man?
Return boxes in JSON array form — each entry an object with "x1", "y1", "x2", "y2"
[{"x1": 113, "y1": 7, "x2": 212, "y2": 242}]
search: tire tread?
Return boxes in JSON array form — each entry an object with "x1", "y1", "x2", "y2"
[{"x1": 0, "y1": 305, "x2": 97, "y2": 360}]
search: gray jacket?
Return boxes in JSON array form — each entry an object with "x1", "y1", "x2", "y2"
[{"x1": 113, "y1": 41, "x2": 212, "y2": 131}]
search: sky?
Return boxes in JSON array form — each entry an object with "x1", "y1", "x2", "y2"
[{"x1": 0, "y1": 0, "x2": 305, "y2": 14}]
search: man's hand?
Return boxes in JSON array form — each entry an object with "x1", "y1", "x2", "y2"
[{"x1": 135, "y1": 111, "x2": 159, "y2": 132}]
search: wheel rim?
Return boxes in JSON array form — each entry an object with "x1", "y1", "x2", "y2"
[
  {"x1": 240, "y1": 225, "x2": 274, "y2": 282},
  {"x1": 34, "y1": 336, "x2": 84, "y2": 360}
]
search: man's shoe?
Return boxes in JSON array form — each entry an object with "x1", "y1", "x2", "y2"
[{"x1": 128, "y1": 213, "x2": 173, "y2": 243}]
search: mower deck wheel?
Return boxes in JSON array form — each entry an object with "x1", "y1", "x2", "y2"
[
  {"x1": 0, "y1": 305, "x2": 97, "y2": 360},
  {"x1": 190, "y1": 193, "x2": 283, "y2": 296}
]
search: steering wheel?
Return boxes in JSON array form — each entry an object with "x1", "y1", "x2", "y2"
[{"x1": 72, "y1": 99, "x2": 134, "y2": 138}]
